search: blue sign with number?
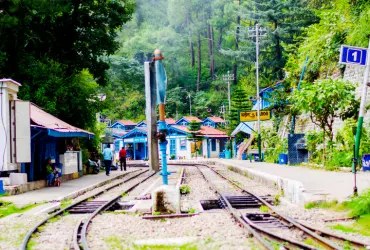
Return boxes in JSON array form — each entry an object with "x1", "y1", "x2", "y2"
[{"x1": 340, "y1": 45, "x2": 368, "y2": 66}]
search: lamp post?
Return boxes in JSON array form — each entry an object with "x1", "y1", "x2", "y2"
[
  {"x1": 222, "y1": 71, "x2": 235, "y2": 117},
  {"x1": 248, "y1": 23, "x2": 267, "y2": 161}
]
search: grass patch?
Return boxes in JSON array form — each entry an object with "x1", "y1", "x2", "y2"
[
  {"x1": 121, "y1": 192, "x2": 128, "y2": 197},
  {"x1": 27, "y1": 239, "x2": 38, "y2": 250},
  {"x1": 60, "y1": 198, "x2": 72, "y2": 209},
  {"x1": 153, "y1": 211, "x2": 161, "y2": 216},
  {"x1": 330, "y1": 214, "x2": 370, "y2": 237},
  {"x1": 227, "y1": 166, "x2": 233, "y2": 171},
  {"x1": 180, "y1": 185, "x2": 191, "y2": 195},
  {"x1": 0, "y1": 201, "x2": 41, "y2": 218},
  {"x1": 304, "y1": 200, "x2": 338, "y2": 210},
  {"x1": 260, "y1": 206, "x2": 269, "y2": 213},
  {"x1": 342, "y1": 189, "x2": 370, "y2": 217},
  {"x1": 188, "y1": 208, "x2": 196, "y2": 214},
  {"x1": 274, "y1": 195, "x2": 281, "y2": 206},
  {"x1": 304, "y1": 238, "x2": 322, "y2": 248}
]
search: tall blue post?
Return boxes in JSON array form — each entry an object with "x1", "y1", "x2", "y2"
[{"x1": 158, "y1": 121, "x2": 170, "y2": 184}]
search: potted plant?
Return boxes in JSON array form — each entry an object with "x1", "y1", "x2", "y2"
[{"x1": 170, "y1": 154, "x2": 175, "y2": 160}]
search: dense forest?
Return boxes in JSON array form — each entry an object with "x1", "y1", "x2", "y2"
[{"x1": 0, "y1": 0, "x2": 370, "y2": 134}]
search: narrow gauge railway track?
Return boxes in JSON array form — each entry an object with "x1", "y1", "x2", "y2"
[
  {"x1": 170, "y1": 163, "x2": 369, "y2": 250},
  {"x1": 20, "y1": 169, "x2": 155, "y2": 250}
]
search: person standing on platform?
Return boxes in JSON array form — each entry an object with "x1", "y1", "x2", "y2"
[
  {"x1": 103, "y1": 144, "x2": 113, "y2": 176},
  {"x1": 119, "y1": 146, "x2": 127, "y2": 171}
]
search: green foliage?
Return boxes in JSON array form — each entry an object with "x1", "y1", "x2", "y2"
[
  {"x1": 291, "y1": 78, "x2": 357, "y2": 142},
  {"x1": 0, "y1": 0, "x2": 134, "y2": 129},
  {"x1": 304, "y1": 200, "x2": 338, "y2": 209},
  {"x1": 0, "y1": 201, "x2": 40, "y2": 218},
  {"x1": 180, "y1": 185, "x2": 191, "y2": 195},
  {"x1": 343, "y1": 189, "x2": 370, "y2": 217},
  {"x1": 187, "y1": 208, "x2": 196, "y2": 214},
  {"x1": 260, "y1": 206, "x2": 269, "y2": 213},
  {"x1": 331, "y1": 215, "x2": 370, "y2": 237},
  {"x1": 258, "y1": 127, "x2": 287, "y2": 163}
]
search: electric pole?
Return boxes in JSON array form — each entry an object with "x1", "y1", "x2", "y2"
[
  {"x1": 222, "y1": 71, "x2": 235, "y2": 118},
  {"x1": 249, "y1": 23, "x2": 267, "y2": 161}
]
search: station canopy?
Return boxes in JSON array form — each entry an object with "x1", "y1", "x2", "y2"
[{"x1": 231, "y1": 122, "x2": 255, "y2": 137}]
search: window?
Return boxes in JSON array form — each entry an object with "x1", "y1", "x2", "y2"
[
  {"x1": 115, "y1": 140, "x2": 120, "y2": 152},
  {"x1": 211, "y1": 139, "x2": 216, "y2": 151},
  {"x1": 180, "y1": 138, "x2": 187, "y2": 150}
]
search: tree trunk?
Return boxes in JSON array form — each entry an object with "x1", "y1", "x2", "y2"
[
  {"x1": 218, "y1": 26, "x2": 223, "y2": 49},
  {"x1": 274, "y1": 21, "x2": 283, "y2": 80},
  {"x1": 190, "y1": 40, "x2": 195, "y2": 67},
  {"x1": 207, "y1": 23, "x2": 215, "y2": 80},
  {"x1": 233, "y1": 4, "x2": 241, "y2": 85},
  {"x1": 197, "y1": 30, "x2": 201, "y2": 92}
]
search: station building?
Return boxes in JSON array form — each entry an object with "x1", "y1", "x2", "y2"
[
  {"x1": 0, "y1": 79, "x2": 94, "y2": 193},
  {"x1": 109, "y1": 116, "x2": 229, "y2": 160}
]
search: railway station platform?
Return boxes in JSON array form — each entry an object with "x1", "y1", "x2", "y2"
[
  {"x1": 214, "y1": 159, "x2": 370, "y2": 205},
  {"x1": 0, "y1": 168, "x2": 142, "y2": 207}
]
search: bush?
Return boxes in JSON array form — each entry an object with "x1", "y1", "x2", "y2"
[
  {"x1": 343, "y1": 189, "x2": 370, "y2": 217},
  {"x1": 180, "y1": 185, "x2": 191, "y2": 194}
]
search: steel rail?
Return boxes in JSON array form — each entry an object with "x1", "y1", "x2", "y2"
[
  {"x1": 195, "y1": 164, "x2": 274, "y2": 250},
  {"x1": 79, "y1": 170, "x2": 157, "y2": 250},
  {"x1": 206, "y1": 164, "x2": 370, "y2": 249},
  {"x1": 169, "y1": 163, "x2": 367, "y2": 249},
  {"x1": 20, "y1": 169, "x2": 146, "y2": 250}
]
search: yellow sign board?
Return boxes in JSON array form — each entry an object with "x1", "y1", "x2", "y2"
[{"x1": 239, "y1": 110, "x2": 271, "y2": 122}]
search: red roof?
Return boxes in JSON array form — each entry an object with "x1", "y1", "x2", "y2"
[
  {"x1": 182, "y1": 116, "x2": 202, "y2": 123},
  {"x1": 207, "y1": 116, "x2": 225, "y2": 123},
  {"x1": 30, "y1": 103, "x2": 93, "y2": 135},
  {"x1": 173, "y1": 125, "x2": 228, "y2": 138},
  {"x1": 165, "y1": 118, "x2": 176, "y2": 125},
  {"x1": 118, "y1": 120, "x2": 137, "y2": 126},
  {"x1": 200, "y1": 126, "x2": 228, "y2": 137}
]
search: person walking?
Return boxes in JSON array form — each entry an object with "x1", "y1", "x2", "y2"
[
  {"x1": 119, "y1": 146, "x2": 127, "y2": 171},
  {"x1": 103, "y1": 144, "x2": 113, "y2": 176}
]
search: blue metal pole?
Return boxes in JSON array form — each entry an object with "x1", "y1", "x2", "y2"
[{"x1": 158, "y1": 121, "x2": 170, "y2": 184}]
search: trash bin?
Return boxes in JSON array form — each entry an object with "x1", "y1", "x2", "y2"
[
  {"x1": 0, "y1": 180, "x2": 4, "y2": 195},
  {"x1": 278, "y1": 154, "x2": 288, "y2": 165},
  {"x1": 225, "y1": 150, "x2": 231, "y2": 159},
  {"x1": 242, "y1": 153, "x2": 247, "y2": 160},
  {"x1": 362, "y1": 154, "x2": 370, "y2": 171}
]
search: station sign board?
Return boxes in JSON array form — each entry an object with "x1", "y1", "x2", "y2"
[
  {"x1": 339, "y1": 45, "x2": 368, "y2": 66},
  {"x1": 239, "y1": 110, "x2": 271, "y2": 122}
]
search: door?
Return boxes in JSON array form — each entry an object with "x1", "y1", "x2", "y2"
[{"x1": 170, "y1": 139, "x2": 176, "y2": 159}]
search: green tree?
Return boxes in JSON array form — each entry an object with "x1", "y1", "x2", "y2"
[
  {"x1": 187, "y1": 120, "x2": 203, "y2": 158},
  {"x1": 0, "y1": 0, "x2": 134, "y2": 129},
  {"x1": 229, "y1": 87, "x2": 251, "y2": 132},
  {"x1": 290, "y1": 78, "x2": 358, "y2": 142}
]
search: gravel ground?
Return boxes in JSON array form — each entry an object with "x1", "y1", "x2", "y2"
[
  {"x1": 181, "y1": 166, "x2": 218, "y2": 212},
  {"x1": 28, "y1": 170, "x2": 155, "y2": 250},
  {"x1": 86, "y1": 165, "x2": 262, "y2": 250},
  {"x1": 88, "y1": 208, "x2": 259, "y2": 250},
  {"x1": 214, "y1": 165, "x2": 370, "y2": 246},
  {"x1": 0, "y1": 213, "x2": 46, "y2": 250}
]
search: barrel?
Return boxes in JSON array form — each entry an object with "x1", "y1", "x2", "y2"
[
  {"x1": 278, "y1": 154, "x2": 288, "y2": 165},
  {"x1": 242, "y1": 153, "x2": 247, "y2": 160}
]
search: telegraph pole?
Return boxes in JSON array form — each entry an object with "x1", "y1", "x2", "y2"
[
  {"x1": 222, "y1": 71, "x2": 235, "y2": 117},
  {"x1": 249, "y1": 23, "x2": 267, "y2": 161}
]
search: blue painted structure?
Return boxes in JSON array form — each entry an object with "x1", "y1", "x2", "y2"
[
  {"x1": 110, "y1": 121, "x2": 137, "y2": 132},
  {"x1": 201, "y1": 117, "x2": 226, "y2": 128},
  {"x1": 175, "y1": 117, "x2": 201, "y2": 126},
  {"x1": 25, "y1": 126, "x2": 92, "y2": 182}
]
